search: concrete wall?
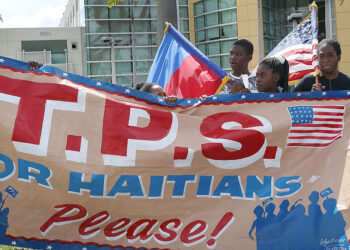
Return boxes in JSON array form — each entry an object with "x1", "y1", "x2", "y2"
[
  {"x1": 0, "y1": 27, "x2": 85, "y2": 76},
  {"x1": 335, "y1": 0, "x2": 350, "y2": 75}
]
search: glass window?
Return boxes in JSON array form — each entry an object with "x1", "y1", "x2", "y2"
[
  {"x1": 110, "y1": 6, "x2": 130, "y2": 19},
  {"x1": 116, "y1": 62, "x2": 132, "y2": 74},
  {"x1": 221, "y1": 55, "x2": 230, "y2": 69},
  {"x1": 207, "y1": 27, "x2": 219, "y2": 40},
  {"x1": 133, "y1": 6, "x2": 151, "y2": 19},
  {"x1": 206, "y1": 13, "x2": 219, "y2": 27},
  {"x1": 110, "y1": 20, "x2": 131, "y2": 32},
  {"x1": 180, "y1": 20, "x2": 189, "y2": 32},
  {"x1": 205, "y1": 0, "x2": 218, "y2": 12},
  {"x1": 116, "y1": 34, "x2": 132, "y2": 46},
  {"x1": 86, "y1": 20, "x2": 108, "y2": 33},
  {"x1": 52, "y1": 53, "x2": 66, "y2": 64},
  {"x1": 151, "y1": 20, "x2": 157, "y2": 32},
  {"x1": 116, "y1": 76, "x2": 132, "y2": 87},
  {"x1": 136, "y1": 75, "x2": 148, "y2": 83},
  {"x1": 221, "y1": 24, "x2": 237, "y2": 38},
  {"x1": 221, "y1": 40, "x2": 235, "y2": 53},
  {"x1": 87, "y1": 35, "x2": 108, "y2": 47},
  {"x1": 221, "y1": 9, "x2": 235, "y2": 24},
  {"x1": 89, "y1": 62, "x2": 111, "y2": 75},
  {"x1": 207, "y1": 42, "x2": 220, "y2": 55},
  {"x1": 89, "y1": 48, "x2": 111, "y2": 61},
  {"x1": 195, "y1": 30, "x2": 205, "y2": 42},
  {"x1": 179, "y1": 6, "x2": 188, "y2": 18},
  {"x1": 197, "y1": 44, "x2": 206, "y2": 55},
  {"x1": 86, "y1": 6, "x2": 108, "y2": 19},
  {"x1": 209, "y1": 56, "x2": 220, "y2": 66},
  {"x1": 178, "y1": 0, "x2": 188, "y2": 5},
  {"x1": 194, "y1": 2, "x2": 204, "y2": 16},
  {"x1": 195, "y1": 16, "x2": 205, "y2": 29},
  {"x1": 183, "y1": 33, "x2": 190, "y2": 40},
  {"x1": 91, "y1": 76, "x2": 112, "y2": 83},
  {"x1": 135, "y1": 47, "x2": 156, "y2": 59},
  {"x1": 134, "y1": 34, "x2": 155, "y2": 46},
  {"x1": 134, "y1": 20, "x2": 151, "y2": 32},
  {"x1": 150, "y1": 6, "x2": 157, "y2": 18},
  {"x1": 219, "y1": 0, "x2": 236, "y2": 9},
  {"x1": 87, "y1": 0, "x2": 105, "y2": 5},
  {"x1": 116, "y1": 48, "x2": 132, "y2": 60},
  {"x1": 136, "y1": 61, "x2": 152, "y2": 73}
]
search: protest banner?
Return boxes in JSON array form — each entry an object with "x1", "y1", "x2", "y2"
[{"x1": 0, "y1": 56, "x2": 349, "y2": 249}]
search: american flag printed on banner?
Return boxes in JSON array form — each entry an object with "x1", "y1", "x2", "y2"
[
  {"x1": 286, "y1": 105, "x2": 345, "y2": 147},
  {"x1": 266, "y1": 2, "x2": 318, "y2": 85}
]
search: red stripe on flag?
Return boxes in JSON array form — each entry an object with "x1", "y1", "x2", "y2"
[
  {"x1": 289, "y1": 129, "x2": 342, "y2": 134},
  {"x1": 287, "y1": 136, "x2": 340, "y2": 140},
  {"x1": 312, "y1": 106, "x2": 345, "y2": 109},
  {"x1": 287, "y1": 137, "x2": 341, "y2": 147},
  {"x1": 313, "y1": 112, "x2": 344, "y2": 116},
  {"x1": 280, "y1": 48, "x2": 313, "y2": 58},
  {"x1": 313, "y1": 118, "x2": 343, "y2": 122},
  {"x1": 292, "y1": 124, "x2": 343, "y2": 128}
]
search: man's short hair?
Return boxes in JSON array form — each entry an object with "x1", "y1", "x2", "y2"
[
  {"x1": 233, "y1": 39, "x2": 254, "y2": 56},
  {"x1": 318, "y1": 38, "x2": 341, "y2": 56}
]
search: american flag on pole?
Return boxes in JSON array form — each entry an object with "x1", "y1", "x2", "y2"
[
  {"x1": 266, "y1": 2, "x2": 318, "y2": 85},
  {"x1": 286, "y1": 105, "x2": 345, "y2": 148}
]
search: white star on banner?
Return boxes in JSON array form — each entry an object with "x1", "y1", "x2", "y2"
[
  {"x1": 125, "y1": 89, "x2": 130, "y2": 93},
  {"x1": 297, "y1": 93, "x2": 302, "y2": 97},
  {"x1": 241, "y1": 95, "x2": 246, "y2": 99},
  {"x1": 212, "y1": 96, "x2": 217, "y2": 100},
  {"x1": 187, "y1": 100, "x2": 192, "y2": 104},
  {"x1": 63, "y1": 73, "x2": 68, "y2": 77},
  {"x1": 82, "y1": 247, "x2": 88, "y2": 250},
  {"x1": 269, "y1": 94, "x2": 274, "y2": 98},
  {"x1": 96, "y1": 82, "x2": 102, "y2": 86},
  {"x1": 0, "y1": 58, "x2": 4, "y2": 63},
  {"x1": 347, "y1": 91, "x2": 350, "y2": 96},
  {"x1": 158, "y1": 98, "x2": 164, "y2": 102},
  {"x1": 306, "y1": 175, "x2": 321, "y2": 183},
  {"x1": 322, "y1": 92, "x2": 326, "y2": 96},
  {"x1": 47, "y1": 246, "x2": 53, "y2": 250},
  {"x1": 11, "y1": 241, "x2": 17, "y2": 246}
]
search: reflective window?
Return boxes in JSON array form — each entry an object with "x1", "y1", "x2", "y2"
[{"x1": 193, "y1": 0, "x2": 237, "y2": 69}]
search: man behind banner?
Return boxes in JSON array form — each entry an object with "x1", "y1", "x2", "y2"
[{"x1": 294, "y1": 38, "x2": 350, "y2": 92}]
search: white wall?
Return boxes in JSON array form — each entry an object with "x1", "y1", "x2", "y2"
[{"x1": 0, "y1": 27, "x2": 86, "y2": 76}]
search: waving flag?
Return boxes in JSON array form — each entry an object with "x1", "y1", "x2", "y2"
[
  {"x1": 286, "y1": 105, "x2": 345, "y2": 147},
  {"x1": 147, "y1": 23, "x2": 229, "y2": 98},
  {"x1": 266, "y1": 2, "x2": 318, "y2": 86}
]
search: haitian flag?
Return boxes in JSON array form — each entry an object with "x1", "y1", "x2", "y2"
[{"x1": 147, "y1": 23, "x2": 229, "y2": 98}]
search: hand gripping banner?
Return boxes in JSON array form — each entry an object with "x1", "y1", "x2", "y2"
[{"x1": 0, "y1": 56, "x2": 350, "y2": 249}]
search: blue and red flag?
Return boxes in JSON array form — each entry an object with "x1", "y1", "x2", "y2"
[{"x1": 147, "y1": 23, "x2": 229, "y2": 98}]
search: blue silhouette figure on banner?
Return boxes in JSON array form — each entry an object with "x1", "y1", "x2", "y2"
[
  {"x1": 0, "y1": 191, "x2": 9, "y2": 240},
  {"x1": 249, "y1": 190, "x2": 349, "y2": 249}
]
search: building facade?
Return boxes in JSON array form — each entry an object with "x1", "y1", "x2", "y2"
[
  {"x1": 0, "y1": 27, "x2": 86, "y2": 76},
  {"x1": 60, "y1": 0, "x2": 350, "y2": 87}
]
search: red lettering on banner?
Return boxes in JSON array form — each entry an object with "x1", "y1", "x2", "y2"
[
  {"x1": 101, "y1": 98, "x2": 178, "y2": 166},
  {"x1": 180, "y1": 220, "x2": 207, "y2": 247},
  {"x1": 154, "y1": 219, "x2": 182, "y2": 244},
  {"x1": 104, "y1": 218, "x2": 131, "y2": 241},
  {"x1": 200, "y1": 112, "x2": 272, "y2": 169},
  {"x1": 41, "y1": 204, "x2": 234, "y2": 248},
  {"x1": 78, "y1": 211, "x2": 110, "y2": 239},
  {"x1": 0, "y1": 75, "x2": 83, "y2": 156},
  {"x1": 126, "y1": 218, "x2": 158, "y2": 244},
  {"x1": 40, "y1": 204, "x2": 87, "y2": 235}
]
